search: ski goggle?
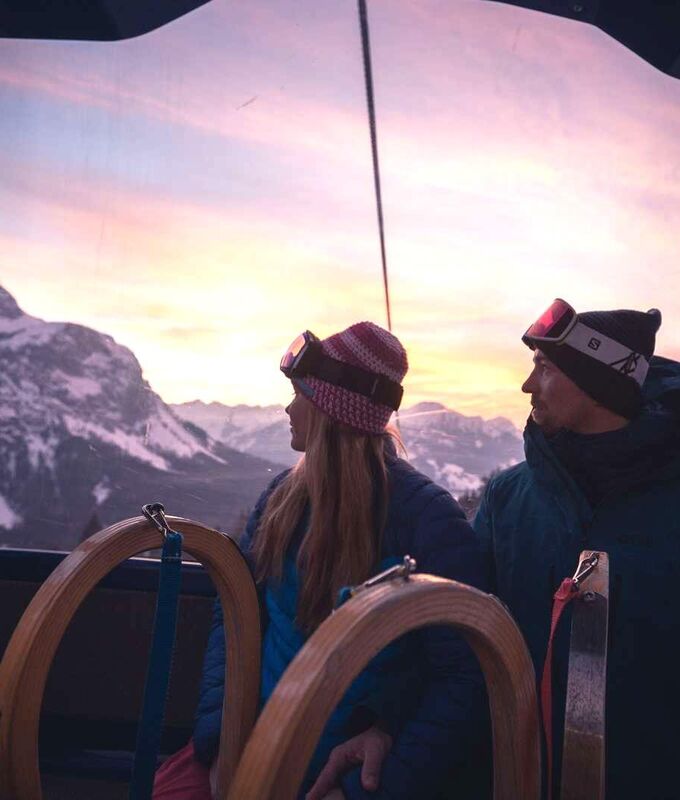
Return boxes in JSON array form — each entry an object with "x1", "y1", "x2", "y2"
[
  {"x1": 279, "y1": 330, "x2": 321, "y2": 378},
  {"x1": 279, "y1": 330, "x2": 404, "y2": 410},
  {"x1": 523, "y1": 299, "x2": 650, "y2": 385},
  {"x1": 522, "y1": 298, "x2": 577, "y2": 346}
]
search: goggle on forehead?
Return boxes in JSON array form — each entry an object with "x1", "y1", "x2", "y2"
[
  {"x1": 522, "y1": 298, "x2": 577, "y2": 344},
  {"x1": 280, "y1": 330, "x2": 403, "y2": 411},
  {"x1": 523, "y1": 299, "x2": 650, "y2": 386}
]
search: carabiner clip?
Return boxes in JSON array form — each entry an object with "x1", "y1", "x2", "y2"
[
  {"x1": 572, "y1": 553, "x2": 599, "y2": 588},
  {"x1": 142, "y1": 502, "x2": 170, "y2": 538},
  {"x1": 359, "y1": 555, "x2": 417, "y2": 592}
]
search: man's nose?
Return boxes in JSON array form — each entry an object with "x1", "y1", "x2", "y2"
[{"x1": 521, "y1": 371, "x2": 535, "y2": 394}]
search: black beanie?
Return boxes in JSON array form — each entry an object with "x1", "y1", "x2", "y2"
[{"x1": 525, "y1": 306, "x2": 662, "y2": 418}]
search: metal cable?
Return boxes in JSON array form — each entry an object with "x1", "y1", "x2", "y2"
[{"x1": 357, "y1": 0, "x2": 393, "y2": 332}]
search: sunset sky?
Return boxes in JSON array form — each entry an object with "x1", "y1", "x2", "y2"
[{"x1": 2, "y1": 0, "x2": 679, "y2": 426}]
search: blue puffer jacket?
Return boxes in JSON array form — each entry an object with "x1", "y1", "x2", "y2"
[
  {"x1": 473, "y1": 356, "x2": 680, "y2": 800},
  {"x1": 194, "y1": 455, "x2": 489, "y2": 799}
]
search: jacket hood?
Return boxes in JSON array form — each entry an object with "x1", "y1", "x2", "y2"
[{"x1": 641, "y1": 355, "x2": 680, "y2": 415}]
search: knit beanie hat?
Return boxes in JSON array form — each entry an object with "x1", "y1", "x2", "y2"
[
  {"x1": 524, "y1": 305, "x2": 662, "y2": 418},
  {"x1": 302, "y1": 321, "x2": 408, "y2": 435}
]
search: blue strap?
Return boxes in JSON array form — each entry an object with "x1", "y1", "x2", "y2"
[{"x1": 129, "y1": 529, "x2": 183, "y2": 800}]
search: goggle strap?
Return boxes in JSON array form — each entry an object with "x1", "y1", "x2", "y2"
[
  {"x1": 557, "y1": 322, "x2": 649, "y2": 385},
  {"x1": 311, "y1": 356, "x2": 403, "y2": 410}
]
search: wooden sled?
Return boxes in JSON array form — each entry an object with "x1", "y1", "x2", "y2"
[
  {"x1": 227, "y1": 550, "x2": 610, "y2": 800},
  {"x1": 228, "y1": 572, "x2": 542, "y2": 800},
  {"x1": 0, "y1": 516, "x2": 260, "y2": 800}
]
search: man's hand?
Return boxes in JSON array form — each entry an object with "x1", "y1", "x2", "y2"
[{"x1": 306, "y1": 726, "x2": 392, "y2": 800}]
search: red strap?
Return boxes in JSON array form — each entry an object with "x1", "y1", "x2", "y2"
[{"x1": 540, "y1": 577, "x2": 578, "y2": 800}]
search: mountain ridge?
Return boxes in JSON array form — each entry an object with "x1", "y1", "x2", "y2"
[
  {"x1": 0, "y1": 286, "x2": 282, "y2": 549},
  {"x1": 172, "y1": 396, "x2": 524, "y2": 494}
]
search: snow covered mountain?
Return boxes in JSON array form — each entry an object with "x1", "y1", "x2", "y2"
[
  {"x1": 172, "y1": 401, "x2": 293, "y2": 466},
  {"x1": 0, "y1": 287, "x2": 281, "y2": 550},
  {"x1": 173, "y1": 398, "x2": 524, "y2": 495},
  {"x1": 397, "y1": 402, "x2": 523, "y2": 493}
]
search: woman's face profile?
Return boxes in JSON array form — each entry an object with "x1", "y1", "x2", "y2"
[{"x1": 285, "y1": 385, "x2": 314, "y2": 452}]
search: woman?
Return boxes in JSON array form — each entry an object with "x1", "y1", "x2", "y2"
[{"x1": 154, "y1": 322, "x2": 488, "y2": 800}]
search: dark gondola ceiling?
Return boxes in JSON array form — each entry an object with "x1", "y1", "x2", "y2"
[
  {"x1": 0, "y1": 0, "x2": 679, "y2": 81},
  {"x1": 0, "y1": 0, "x2": 212, "y2": 42},
  {"x1": 486, "y1": 0, "x2": 680, "y2": 78}
]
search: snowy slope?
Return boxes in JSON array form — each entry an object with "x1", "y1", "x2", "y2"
[
  {"x1": 397, "y1": 402, "x2": 523, "y2": 492},
  {"x1": 0, "y1": 287, "x2": 282, "y2": 549},
  {"x1": 175, "y1": 401, "x2": 291, "y2": 464}
]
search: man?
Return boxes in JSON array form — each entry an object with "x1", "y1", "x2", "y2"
[{"x1": 474, "y1": 299, "x2": 680, "y2": 798}]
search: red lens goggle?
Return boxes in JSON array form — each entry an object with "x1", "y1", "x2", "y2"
[{"x1": 522, "y1": 299, "x2": 576, "y2": 347}]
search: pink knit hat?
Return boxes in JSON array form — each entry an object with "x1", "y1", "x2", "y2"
[{"x1": 302, "y1": 322, "x2": 408, "y2": 435}]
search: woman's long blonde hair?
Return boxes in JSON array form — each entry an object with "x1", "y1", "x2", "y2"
[{"x1": 252, "y1": 404, "x2": 397, "y2": 631}]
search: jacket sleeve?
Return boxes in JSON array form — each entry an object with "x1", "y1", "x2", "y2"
[
  {"x1": 342, "y1": 492, "x2": 491, "y2": 799},
  {"x1": 192, "y1": 471, "x2": 289, "y2": 765}
]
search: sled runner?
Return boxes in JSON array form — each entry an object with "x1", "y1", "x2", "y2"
[{"x1": 561, "y1": 552, "x2": 609, "y2": 800}]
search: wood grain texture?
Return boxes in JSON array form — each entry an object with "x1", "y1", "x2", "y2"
[
  {"x1": 561, "y1": 551, "x2": 609, "y2": 800},
  {"x1": 0, "y1": 516, "x2": 261, "y2": 800},
  {"x1": 227, "y1": 574, "x2": 541, "y2": 800}
]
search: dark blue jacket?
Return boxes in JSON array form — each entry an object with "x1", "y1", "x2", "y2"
[
  {"x1": 194, "y1": 456, "x2": 489, "y2": 799},
  {"x1": 473, "y1": 356, "x2": 680, "y2": 799}
]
